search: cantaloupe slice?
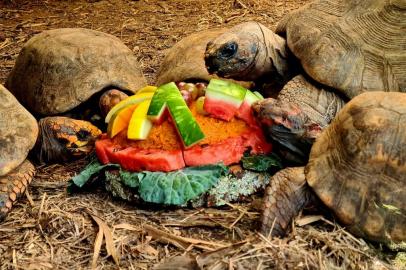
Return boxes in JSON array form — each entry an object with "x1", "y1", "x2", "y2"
[
  {"x1": 107, "y1": 104, "x2": 138, "y2": 138},
  {"x1": 105, "y1": 88, "x2": 156, "y2": 123},
  {"x1": 127, "y1": 100, "x2": 153, "y2": 140}
]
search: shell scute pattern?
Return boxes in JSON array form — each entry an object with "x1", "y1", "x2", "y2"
[{"x1": 307, "y1": 92, "x2": 406, "y2": 243}]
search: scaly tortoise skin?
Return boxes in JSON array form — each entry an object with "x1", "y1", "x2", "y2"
[
  {"x1": 0, "y1": 160, "x2": 35, "y2": 220},
  {"x1": 253, "y1": 75, "x2": 346, "y2": 164},
  {"x1": 33, "y1": 117, "x2": 102, "y2": 164},
  {"x1": 261, "y1": 92, "x2": 406, "y2": 245},
  {"x1": 0, "y1": 85, "x2": 37, "y2": 221}
]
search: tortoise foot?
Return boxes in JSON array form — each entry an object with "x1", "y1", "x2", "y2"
[
  {"x1": 260, "y1": 167, "x2": 313, "y2": 237},
  {"x1": 0, "y1": 160, "x2": 35, "y2": 221}
]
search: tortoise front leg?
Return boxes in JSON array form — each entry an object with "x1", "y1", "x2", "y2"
[
  {"x1": 0, "y1": 160, "x2": 35, "y2": 221},
  {"x1": 260, "y1": 167, "x2": 314, "y2": 236}
]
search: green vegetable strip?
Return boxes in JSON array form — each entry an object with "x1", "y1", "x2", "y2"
[
  {"x1": 147, "y1": 82, "x2": 205, "y2": 147},
  {"x1": 206, "y1": 79, "x2": 247, "y2": 100}
]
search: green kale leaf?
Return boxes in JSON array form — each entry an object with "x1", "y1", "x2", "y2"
[
  {"x1": 67, "y1": 159, "x2": 118, "y2": 193},
  {"x1": 132, "y1": 164, "x2": 228, "y2": 205}
]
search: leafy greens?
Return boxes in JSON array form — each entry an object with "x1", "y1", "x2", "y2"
[{"x1": 68, "y1": 160, "x2": 228, "y2": 206}]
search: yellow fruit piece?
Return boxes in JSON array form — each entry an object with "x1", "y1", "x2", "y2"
[
  {"x1": 105, "y1": 91, "x2": 155, "y2": 123},
  {"x1": 137, "y1": 85, "x2": 157, "y2": 94},
  {"x1": 127, "y1": 100, "x2": 153, "y2": 140},
  {"x1": 107, "y1": 104, "x2": 138, "y2": 138}
]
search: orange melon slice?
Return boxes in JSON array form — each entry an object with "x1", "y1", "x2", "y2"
[{"x1": 107, "y1": 104, "x2": 138, "y2": 138}]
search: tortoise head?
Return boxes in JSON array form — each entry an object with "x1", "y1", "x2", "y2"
[
  {"x1": 253, "y1": 98, "x2": 322, "y2": 164},
  {"x1": 33, "y1": 117, "x2": 101, "y2": 164},
  {"x1": 205, "y1": 22, "x2": 291, "y2": 82}
]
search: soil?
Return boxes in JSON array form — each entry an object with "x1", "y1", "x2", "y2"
[{"x1": 0, "y1": 0, "x2": 401, "y2": 269}]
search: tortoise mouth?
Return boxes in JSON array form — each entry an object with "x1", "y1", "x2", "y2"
[
  {"x1": 269, "y1": 124, "x2": 311, "y2": 165},
  {"x1": 69, "y1": 144, "x2": 95, "y2": 157}
]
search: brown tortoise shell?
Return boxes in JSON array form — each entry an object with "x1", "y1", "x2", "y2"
[
  {"x1": 6, "y1": 28, "x2": 147, "y2": 116},
  {"x1": 276, "y1": 0, "x2": 406, "y2": 98},
  {"x1": 0, "y1": 85, "x2": 38, "y2": 176},
  {"x1": 306, "y1": 92, "x2": 406, "y2": 243}
]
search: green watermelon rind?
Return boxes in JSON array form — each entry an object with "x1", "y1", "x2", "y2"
[
  {"x1": 253, "y1": 91, "x2": 264, "y2": 100},
  {"x1": 147, "y1": 83, "x2": 173, "y2": 120},
  {"x1": 167, "y1": 98, "x2": 205, "y2": 147},
  {"x1": 206, "y1": 79, "x2": 247, "y2": 101},
  {"x1": 205, "y1": 90, "x2": 243, "y2": 108},
  {"x1": 147, "y1": 82, "x2": 205, "y2": 147},
  {"x1": 244, "y1": 90, "x2": 262, "y2": 105}
]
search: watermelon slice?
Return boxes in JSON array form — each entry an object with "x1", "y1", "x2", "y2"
[
  {"x1": 115, "y1": 148, "x2": 185, "y2": 172},
  {"x1": 236, "y1": 89, "x2": 263, "y2": 126},
  {"x1": 203, "y1": 79, "x2": 247, "y2": 121},
  {"x1": 147, "y1": 82, "x2": 205, "y2": 147}
]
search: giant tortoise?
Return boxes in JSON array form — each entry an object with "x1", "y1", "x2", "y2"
[
  {"x1": 261, "y1": 92, "x2": 406, "y2": 246},
  {"x1": 1, "y1": 28, "x2": 147, "y2": 220},
  {"x1": 5, "y1": 28, "x2": 147, "y2": 164}
]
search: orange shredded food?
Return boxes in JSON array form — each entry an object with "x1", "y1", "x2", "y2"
[{"x1": 111, "y1": 101, "x2": 250, "y2": 150}]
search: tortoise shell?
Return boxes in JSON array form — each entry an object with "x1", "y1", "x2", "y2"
[
  {"x1": 0, "y1": 85, "x2": 38, "y2": 176},
  {"x1": 6, "y1": 28, "x2": 147, "y2": 116},
  {"x1": 156, "y1": 28, "x2": 252, "y2": 89},
  {"x1": 276, "y1": 0, "x2": 406, "y2": 98},
  {"x1": 306, "y1": 92, "x2": 406, "y2": 243}
]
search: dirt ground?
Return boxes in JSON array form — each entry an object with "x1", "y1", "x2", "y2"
[{"x1": 0, "y1": 0, "x2": 402, "y2": 269}]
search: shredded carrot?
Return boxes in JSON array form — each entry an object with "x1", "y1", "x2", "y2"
[{"x1": 111, "y1": 101, "x2": 250, "y2": 150}]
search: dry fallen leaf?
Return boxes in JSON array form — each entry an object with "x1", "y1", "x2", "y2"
[
  {"x1": 91, "y1": 224, "x2": 104, "y2": 269},
  {"x1": 89, "y1": 213, "x2": 120, "y2": 268}
]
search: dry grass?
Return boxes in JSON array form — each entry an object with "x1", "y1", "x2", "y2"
[{"x1": 0, "y1": 0, "x2": 401, "y2": 269}]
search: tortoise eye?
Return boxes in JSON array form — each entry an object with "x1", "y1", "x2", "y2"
[
  {"x1": 219, "y1": 42, "x2": 238, "y2": 58},
  {"x1": 76, "y1": 129, "x2": 91, "y2": 140}
]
